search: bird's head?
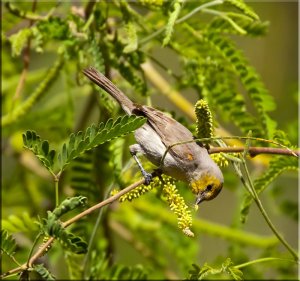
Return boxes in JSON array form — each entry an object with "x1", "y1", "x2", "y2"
[{"x1": 190, "y1": 171, "x2": 223, "y2": 205}]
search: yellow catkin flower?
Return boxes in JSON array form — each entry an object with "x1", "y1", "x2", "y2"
[
  {"x1": 110, "y1": 189, "x2": 120, "y2": 196},
  {"x1": 194, "y1": 99, "x2": 214, "y2": 140},
  {"x1": 111, "y1": 178, "x2": 160, "y2": 202},
  {"x1": 112, "y1": 174, "x2": 194, "y2": 237},
  {"x1": 210, "y1": 153, "x2": 229, "y2": 167},
  {"x1": 161, "y1": 176, "x2": 194, "y2": 237}
]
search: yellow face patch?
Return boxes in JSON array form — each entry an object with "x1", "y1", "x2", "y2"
[{"x1": 190, "y1": 173, "x2": 222, "y2": 194}]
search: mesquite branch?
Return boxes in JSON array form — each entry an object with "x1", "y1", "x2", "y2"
[{"x1": 209, "y1": 146, "x2": 299, "y2": 157}]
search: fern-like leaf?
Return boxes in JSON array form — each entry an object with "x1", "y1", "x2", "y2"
[
  {"x1": 163, "y1": 0, "x2": 182, "y2": 46},
  {"x1": 204, "y1": 31, "x2": 277, "y2": 138},
  {"x1": 1, "y1": 230, "x2": 17, "y2": 258},
  {"x1": 22, "y1": 130, "x2": 56, "y2": 173},
  {"x1": 58, "y1": 231, "x2": 88, "y2": 254},
  {"x1": 43, "y1": 196, "x2": 87, "y2": 235},
  {"x1": 187, "y1": 259, "x2": 243, "y2": 280},
  {"x1": 89, "y1": 251, "x2": 148, "y2": 280},
  {"x1": 225, "y1": 0, "x2": 259, "y2": 20},
  {"x1": 123, "y1": 21, "x2": 138, "y2": 53},
  {"x1": 9, "y1": 28, "x2": 32, "y2": 57},
  {"x1": 2, "y1": 212, "x2": 39, "y2": 233},
  {"x1": 70, "y1": 151, "x2": 96, "y2": 199},
  {"x1": 208, "y1": 17, "x2": 269, "y2": 37},
  {"x1": 33, "y1": 264, "x2": 55, "y2": 280},
  {"x1": 57, "y1": 115, "x2": 146, "y2": 172},
  {"x1": 42, "y1": 196, "x2": 88, "y2": 254},
  {"x1": 240, "y1": 155, "x2": 298, "y2": 223}
]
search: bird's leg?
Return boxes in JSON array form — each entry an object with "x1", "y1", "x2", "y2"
[
  {"x1": 194, "y1": 136, "x2": 210, "y2": 151},
  {"x1": 129, "y1": 144, "x2": 153, "y2": 185}
]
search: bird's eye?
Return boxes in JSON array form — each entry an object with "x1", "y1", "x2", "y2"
[{"x1": 206, "y1": 184, "x2": 213, "y2": 191}]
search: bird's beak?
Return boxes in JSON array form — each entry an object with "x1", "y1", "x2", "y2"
[{"x1": 195, "y1": 192, "x2": 205, "y2": 205}]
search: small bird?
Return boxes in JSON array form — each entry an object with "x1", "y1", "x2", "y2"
[{"x1": 83, "y1": 67, "x2": 224, "y2": 204}]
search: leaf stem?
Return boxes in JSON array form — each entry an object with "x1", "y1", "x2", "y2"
[
  {"x1": 54, "y1": 176, "x2": 59, "y2": 207},
  {"x1": 139, "y1": 0, "x2": 224, "y2": 45},
  {"x1": 235, "y1": 257, "x2": 299, "y2": 269}
]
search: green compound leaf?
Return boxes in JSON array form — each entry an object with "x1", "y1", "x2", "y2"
[
  {"x1": 9, "y1": 28, "x2": 32, "y2": 57},
  {"x1": 208, "y1": 17, "x2": 269, "y2": 37},
  {"x1": 57, "y1": 115, "x2": 146, "y2": 172},
  {"x1": 59, "y1": 231, "x2": 88, "y2": 254},
  {"x1": 187, "y1": 258, "x2": 243, "y2": 280},
  {"x1": 89, "y1": 252, "x2": 148, "y2": 280},
  {"x1": 22, "y1": 130, "x2": 56, "y2": 174},
  {"x1": 1, "y1": 230, "x2": 17, "y2": 258},
  {"x1": 52, "y1": 196, "x2": 87, "y2": 218},
  {"x1": 123, "y1": 21, "x2": 138, "y2": 53},
  {"x1": 225, "y1": 0, "x2": 259, "y2": 20},
  {"x1": 240, "y1": 155, "x2": 298, "y2": 223},
  {"x1": 33, "y1": 264, "x2": 55, "y2": 280},
  {"x1": 203, "y1": 31, "x2": 277, "y2": 138},
  {"x1": 223, "y1": 258, "x2": 243, "y2": 280},
  {"x1": 43, "y1": 196, "x2": 87, "y2": 236},
  {"x1": 163, "y1": 0, "x2": 183, "y2": 46},
  {"x1": 42, "y1": 196, "x2": 88, "y2": 254},
  {"x1": 2, "y1": 212, "x2": 39, "y2": 233}
]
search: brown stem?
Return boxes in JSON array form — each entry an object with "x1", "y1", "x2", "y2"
[{"x1": 208, "y1": 146, "x2": 299, "y2": 157}]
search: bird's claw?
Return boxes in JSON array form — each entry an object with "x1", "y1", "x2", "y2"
[{"x1": 143, "y1": 172, "x2": 153, "y2": 185}]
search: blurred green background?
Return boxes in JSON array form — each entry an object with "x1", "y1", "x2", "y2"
[{"x1": 1, "y1": 1, "x2": 298, "y2": 280}]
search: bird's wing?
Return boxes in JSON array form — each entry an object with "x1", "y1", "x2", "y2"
[{"x1": 136, "y1": 105, "x2": 197, "y2": 162}]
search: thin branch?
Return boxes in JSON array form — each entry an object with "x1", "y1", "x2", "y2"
[
  {"x1": 208, "y1": 146, "x2": 300, "y2": 157},
  {"x1": 5, "y1": 2, "x2": 56, "y2": 21}
]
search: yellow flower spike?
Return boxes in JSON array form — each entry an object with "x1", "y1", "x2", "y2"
[
  {"x1": 162, "y1": 176, "x2": 194, "y2": 237},
  {"x1": 211, "y1": 153, "x2": 229, "y2": 167},
  {"x1": 112, "y1": 174, "x2": 194, "y2": 236},
  {"x1": 115, "y1": 178, "x2": 157, "y2": 202},
  {"x1": 110, "y1": 189, "x2": 120, "y2": 196},
  {"x1": 194, "y1": 99, "x2": 214, "y2": 140}
]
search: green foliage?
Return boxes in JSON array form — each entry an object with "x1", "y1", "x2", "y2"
[
  {"x1": 1, "y1": 230, "x2": 17, "y2": 258},
  {"x1": 202, "y1": 31, "x2": 277, "y2": 138},
  {"x1": 2, "y1": 212, "x2": 39, "y2": 233},
  {"x1": 123, "y1": 21, "x2": 138, "y2": 53},
  {"x1": 58, "y1": 231, "x2": 88, "y2": 254},
  {"x1": 89, "y1": 252, "x2": 148, "y2": 280},
  {"x1": 187, "y1": 258, "x2": 243, "y2": 280},
  {"x1": 41, "y1": 197, "x2": 88, "y2": 254},
  {"x1": 9, "y1": 28, "x2": 32, "y2": 57},
  {"x1": 2, "y1": 58, "x2": 64, "y2": 127},
  {"x1": 70, "y1": 151, "x2": 96, "y2": 198},
  {"x1": 225, "y1": 0, "x2": 259, "y2": 20},
  {"x1": 163, "y1": 0, "x2": 183, "y2": 46},
  {"x1": 23, "y1": 130, "x2": 56, "y2": 174},
  {"x1": 22, "y1": 115, "x2": 146, "y2": 174},
  {"x1": 36, "y1": 17, "x2": 70, "y2": 41},
  {"x1": 57, "y1": 115, "x2": 146, "y2": 172},
  {"x1": 33, "y1": 264, "x2": 55, "y2": 280},
  {"x1": 240, "y1": 155, "x2": 298, "y2": 223},
  {"x1": 52, "y1": 196, "x2": 87, "y2": 218}
]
